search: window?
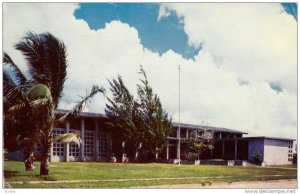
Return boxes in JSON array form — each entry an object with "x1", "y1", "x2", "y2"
[
  {"x1": 69, "y1": 130, "x2": 80, "y2": 157},
  {"x1": 69, "y1": 142, "x2": 80, "y2": 156},
  {"x1": 288, "y1": 141, "x2": 293, "y2": 162},
  {"x1": 53, "y1": 128, "x2": 65, "y2": 156},
  {"x1": 99, "y1": 131, "x2": 108, "y2": 158},
  {"x1": 84, "y1": 131, "x2": 94, "y2": 157}
]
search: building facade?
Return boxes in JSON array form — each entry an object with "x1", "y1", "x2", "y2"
[{"x1": 8, "y1": 109, "x2": 295, "y2": 166}]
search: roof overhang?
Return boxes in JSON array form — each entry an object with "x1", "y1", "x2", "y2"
[{"x1": 172, "y1": 122, "x2": 247, "y2": 134}]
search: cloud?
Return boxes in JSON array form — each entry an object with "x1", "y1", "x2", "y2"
[
  {"x1": 157, "y1": 5, "x2": 170, "y2": 21},
  {"x1": 158, "y1": 3, "x2": 297, "y2": 138},
  {"x1": 159, "y1": 3, "x2": 297, "y2": 94},
  {"x1": 3, "y1": 3, "x2": 297, "y2": 139}
]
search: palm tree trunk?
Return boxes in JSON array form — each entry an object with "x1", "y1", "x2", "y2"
[
  {"x1": 39, "y1": 133, "x2": 52, "y2": 176},
  {"x1": 39, "y1": 111, "x2": 54, "y2": 176},
  {"x1": 39, "y1": 134, "x2": 51, "y2": 176}
]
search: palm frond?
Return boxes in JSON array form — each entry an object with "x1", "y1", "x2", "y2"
[
  {"x1": 7, "y1": 102, "x2": 26, "y2": 113},
  {"x1": 42, "y1": 33, "x2": 67, "y2": 108},
  {"x1": 3, "y1": 71, "x2": 26, "y2": 111},
  {"x1": 3, "y1": 52, "x2": 29, "y2": 87},
  {"x1": 58, "y1": 85, "x2": 105, "y2": 122},
  {"x1": 53, "y1": 132, "x2": 81, "y2": 146},
  {"x1": 15, "y1": 32, "x2": 67, "y2": 108},
  {"x1": 26, "y1": 84, "x2": 52, "y2": 101},
  {"x1": 15, "y1": 32, "x2": 50, "y2": 85},
  {"x1": 29, "y1": 98, "x2": 52, "y2": 108}
]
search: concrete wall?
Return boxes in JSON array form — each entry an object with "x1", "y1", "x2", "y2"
[
  {"x1": 248, "y1": 138, "x2": 264, "y2": 163},
  {"x1": 264, "y1": 139, "x2": 292, "y2": 165}
]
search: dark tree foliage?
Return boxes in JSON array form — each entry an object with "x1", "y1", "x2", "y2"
[
  {"x1": 3, "y1": 32, "x2": 104, "y2": 175},
  {"x1": 182, "y1": 128, "x2": 214, "y2": 160},
  {"x1": 105, "y1": 76, "x2": 143, "y2": 160},
  {"x1": 105, "y1": 67, "x2": 172, "y2": 162},
  {"x1": 137, "y1": 67, "x2": 172, "y2": 161},
  {"x1": 4, "y1": 32, "x2": 68, "y2": 176}
]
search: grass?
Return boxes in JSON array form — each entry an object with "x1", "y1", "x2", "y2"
[{"x1": 4, "y1": 161, "x2": 297, "y2": 188}]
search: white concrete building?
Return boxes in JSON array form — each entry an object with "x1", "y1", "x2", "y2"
[{"x1": 8, "y1": 109, "x2": 295, "y2": 166}]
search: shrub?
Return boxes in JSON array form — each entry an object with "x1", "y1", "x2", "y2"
[
  {"x1": 186, "y1": 152, "x2": 198, "y2": 161},
  {"x1": 252, "y1": 150, "x2": 262, "y2": 165}
]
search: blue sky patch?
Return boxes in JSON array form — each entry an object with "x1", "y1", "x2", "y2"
[
  {"x1": 74, "y1": 3, "x2": 297, "y2": 60},
  {"x1": 281, "y1": 3, "x2": 297, "y2": 20},
  {"x1": 74, "y1": 3, "x2": 200, "y2": 59}
]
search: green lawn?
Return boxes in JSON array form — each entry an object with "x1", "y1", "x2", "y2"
[{"x1": 3, "y1": 161, "x2": 297, "y2": 188}]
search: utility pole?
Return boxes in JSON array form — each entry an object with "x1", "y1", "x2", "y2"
[{"x1": 178, "y1": 64, "x2": 181, "y2": 165}]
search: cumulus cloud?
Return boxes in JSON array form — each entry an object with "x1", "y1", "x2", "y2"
[
  {"x1": 157, "y1": 3, "x2": 297, "y2": 138},
  {"x1": 3, "y1": 3, "x2": 297, "y2": 139}
]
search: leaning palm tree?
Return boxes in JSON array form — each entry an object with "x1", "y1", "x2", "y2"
[{"x1": 3, "y1": 32, "x2": 105, "y2": 175}]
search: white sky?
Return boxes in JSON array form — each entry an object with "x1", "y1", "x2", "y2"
[{"x1": 2, "y1": 3, "x2": 297, "y2": 139}]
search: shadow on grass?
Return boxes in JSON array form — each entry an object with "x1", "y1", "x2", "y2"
[
  {"x1": 4, "y1": 170, "x2": 19, "y2": 178},
  {"x1": 39, "y1": 175, "x2": 57, "y2": 181},
  {"x1": 4, "y1": 169, "x2": 57, "y2": 182}
]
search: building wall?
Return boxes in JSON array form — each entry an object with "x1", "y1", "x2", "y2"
[
  {"x1": 8, "y1": 150, "x2": 24, "y2": 161},
  {"x1": 50, "y1": 117, "x2": 111, "y2": 162},
  {"x1": 263, "y1": 139, "x2": 293, "y2": 165},
  {"x1": 248, "y1": 138, "x2": 264, "y2": 163}
]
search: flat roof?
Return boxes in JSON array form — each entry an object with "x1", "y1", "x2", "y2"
[
  {"x1": 55, "y1": 109, "x2": 246, "y2": 134},
  {"x1": 172, "y1": 122, "x2": 247, "y2": 134},
  {"x1": 55, "y1": 109, "x2": 107, "y2": 119},
  {"x1": 244, "y1": 136, "x2": 295, "y2": 141},
  {"x1": 55, "y1": 110, "x2": 295, "y2": 140}
]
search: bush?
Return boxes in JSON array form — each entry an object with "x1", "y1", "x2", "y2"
[
  {"x1": 252, "y1": 151, "x2": 262, "y2": 165},
  {"x1": 186, "y1": 152, "x2": 198, "y2": 161},
  {"x1": 293, "y1": 153, "x2": 297, "y2": 165}
]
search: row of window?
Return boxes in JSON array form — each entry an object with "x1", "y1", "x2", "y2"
[
  {"x1": 288, "y1": 141, "x2": 293, "y2": 162},
  {"x1": 52, "y1": 128, "x2": 109, "y2": 157},
  {"x1": 53, "y1": 128, "x2": 66, "y2": 156},
  {"x1": 99, "y1": 131, "x2": 108, "y2": 158},
  {"x1": 84, "y1": 131, "x2": 94, "y2": 157}
]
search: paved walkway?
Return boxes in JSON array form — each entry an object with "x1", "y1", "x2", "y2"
[
  {"x1": 144, "y1": 179, "x2": 297, "y2": 189},
  {"x1": 6, "y1": 175, "x2": 296, "y2": 188}
]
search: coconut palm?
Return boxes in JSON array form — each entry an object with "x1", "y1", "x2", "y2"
[{"x1": 3, "y1": 32, "x2": 105, "y2": 175}]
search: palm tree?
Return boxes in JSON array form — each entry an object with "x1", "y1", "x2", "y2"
[{"x1": 3, "y1": 32, "x2": 105, "y2": 175}]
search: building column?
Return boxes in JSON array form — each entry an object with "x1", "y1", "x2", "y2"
[
  {"x1": 176, "y1": 128, "x2": 180, "y2": 159},
  {"x1": 222, "y1": 141, "x2": 225, "y2": 159},
  {"x1": 94, "y1": 120, "x2": 99, "y2": 161},
  {"x1": 65, "y1": 121, "x2": 70, "y2": 162},
  {"x1": 166, "y1": 140, "x2": 169, "y2": 160},
  {"x1": 234, "y1": 140, "x2": 237, "y2": 160},
  {"x1": 186, "y1": 129, "x2": 189, "y2": 138},
  {"x1": 80, "y1": 119, "x2": 85, "y2": 161},
  {"x1": 176, "y1": 139, "x2": 180, "y2": 159}
]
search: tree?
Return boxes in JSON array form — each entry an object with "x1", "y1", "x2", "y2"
[
  {"x1": 183, "y1": 128, "x2": 214, "y2": 160},
  {"x1": 3, "y1": 32, "x2": 104, "y2": 175},
  {"x1": 105, "y1": 76, "x2": 143, "y2": 160},
  {"x1": 137, "y1": 67, "x2": 172, "y2": 161},
  {"x1": 105, "y1": 66, "x2": 172, "y2": 162}
]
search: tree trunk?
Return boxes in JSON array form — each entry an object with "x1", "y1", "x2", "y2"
[
  {"x1": 39, "y1": 106, "x2": 54, "y2": 176},
  {"x1": 40, "y1": 156, "x2": 49, "y2": 176},
  {"x1": 23, "y1": 144, "x2": 34, "y2": 171}
]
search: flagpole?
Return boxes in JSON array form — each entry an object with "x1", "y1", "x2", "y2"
[{"x1": 178, "y1": 64, "x2": 181, "y2": 165}]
